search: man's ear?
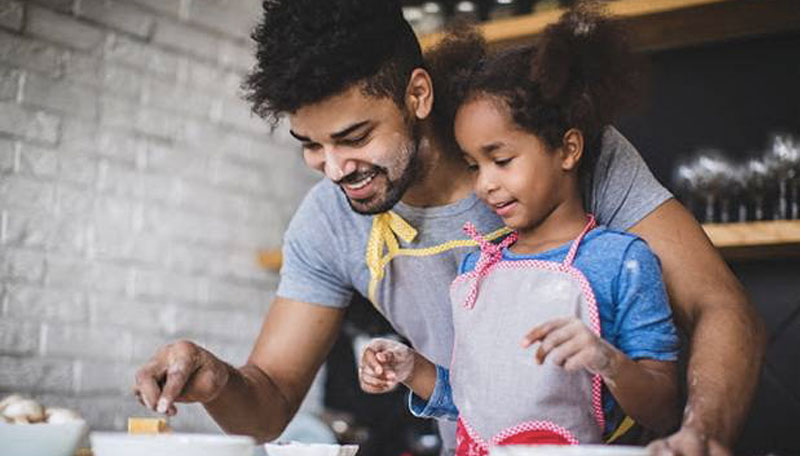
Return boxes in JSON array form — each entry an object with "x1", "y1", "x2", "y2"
[
  {"x1": 561, "y1": 128, "x2": 584, "y2": 171},
  {"x1": 406, "y1": 68, "x2": 434, "y2": 120}
]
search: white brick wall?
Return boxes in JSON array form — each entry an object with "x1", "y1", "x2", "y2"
[{"x1": 0, "y1": 0, "x2": 319, "y2": 432}]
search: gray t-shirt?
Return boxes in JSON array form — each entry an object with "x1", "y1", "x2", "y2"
[{"x1": 276, "y1": 127, "x2": 672, "y2": 450}]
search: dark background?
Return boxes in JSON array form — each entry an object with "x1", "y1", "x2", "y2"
[{"x1": 619, "y1": 31, "x2": 800, "y2": 189}]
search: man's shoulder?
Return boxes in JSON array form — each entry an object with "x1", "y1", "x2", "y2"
[
  {"x1": 591, "y1": 127, "x2": 673, "y2": 231},
  {"x1": 597, "y1": 126, "x2": 637, "y2": 166}
]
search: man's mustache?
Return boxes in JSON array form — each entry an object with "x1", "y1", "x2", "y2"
[{"x1": 336, "y1": 167, "x2": 385, "y2": 186}]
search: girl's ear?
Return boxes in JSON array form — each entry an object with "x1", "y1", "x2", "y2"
[
  {"x1": 406, "y1": 68, "x2": 434, "y2": 120},
  {"x1": 560, "y1": 129, "x2": 584, "y2": 171}
]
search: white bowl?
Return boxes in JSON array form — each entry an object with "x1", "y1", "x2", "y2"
[
  {"x1": 264, "y1": 442, "x2": 359, "y2": 456},
  {"x1": 489, "y1": 444, "x2": 647, "y2": 456},
  {"x1": 91, "y1": 432, "x2": 256, "y2": 456},
  {"x1": 0, "y1": 421, "x2": 88, "y2": 456}
]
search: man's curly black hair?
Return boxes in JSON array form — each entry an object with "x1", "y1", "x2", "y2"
[{"x1": 243, "y1": 0, "x2": 424, "y2": 126}]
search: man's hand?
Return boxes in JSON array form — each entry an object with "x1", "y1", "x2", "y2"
[
  {"x1": 133, "y1": 340, "x2": 231, "y2": 416},
  {"x1": 647, "y1": 426, "x2": 732, "y2": 456},
  {"x1": 359, "y1": 338, "x2": 415, "y2": 394},
  {"x1": 522, "y1": 317, "x2": 618, "y2": 376}
]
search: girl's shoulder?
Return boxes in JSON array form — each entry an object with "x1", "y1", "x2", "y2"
[
  {"x1": 573, "y1": 227, "x2": 662, "y2": 281},
  {"x1": 582, "y1": 226, "x2": 653, "y2": 259}
]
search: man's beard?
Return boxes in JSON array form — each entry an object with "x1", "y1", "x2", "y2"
[{"x1": 340, "y1": 123, "x2": 422, "y2": 215}]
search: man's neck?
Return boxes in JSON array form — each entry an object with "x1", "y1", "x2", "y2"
[{"x1": 400, "y1": 123, "x2": 474, "y2": 208}]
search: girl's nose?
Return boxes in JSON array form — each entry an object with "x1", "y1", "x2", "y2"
[{"x1": 477, "y1": 171, "x2": 499, "y2": 197}]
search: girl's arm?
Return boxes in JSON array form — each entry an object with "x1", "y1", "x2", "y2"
[
  {"x1": 523, "y1": 319, "x2": 680, "y2": 434},
  {"x1": 360, "y1": 338, "x2": 458, "y2": 420},
  {"x1": 359, "y1": 338, "x2": 437, "y2": 400},
  {"x1": 402, "y1": 350, "x2": 438, "y2": 400}
]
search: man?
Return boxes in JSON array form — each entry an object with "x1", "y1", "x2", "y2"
[{"x1": 133, "y1": 1, "x2": 764, "y2": 454}]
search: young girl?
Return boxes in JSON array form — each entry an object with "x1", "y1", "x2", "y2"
[{"x1": 358, "y1": 5, "x2": 680, "y2": 454}]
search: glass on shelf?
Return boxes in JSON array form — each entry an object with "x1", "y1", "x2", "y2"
[
  {"x1": 729, "y1": 163, "x2": 749, "y2": 223},
  {"x1": 490, "y1": 0, "x2": 517, "y2": 20},
  {"x1": 674, "y1": 162, "x2": 700, "y2": 221},
  {"x1": 742, "y1": 158, "x2": 771, "y2": 222},
  {"x1": 672, "y1": 132, "x2": 799, "y2": 224},
  {"x1": 454, "y1": 1, "x2": 479, "y2": 21},
  {"x1": 674, "y1": 151, "x2": 735, "y2": 223},
  {"x1": 765, "y1": 133, "x2": 800, "y2": 220}
]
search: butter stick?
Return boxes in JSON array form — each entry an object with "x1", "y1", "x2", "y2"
[{"x1": 127, "y1": 417, "x2": 170, "y2": 434}]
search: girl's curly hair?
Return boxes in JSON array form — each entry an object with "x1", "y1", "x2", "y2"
[
  {"x1": 426, "y1": 2, "x2": 643, "y2": 175},
  {"x1": 244, "y1": 0, "x2": 424, "y2": 126}
]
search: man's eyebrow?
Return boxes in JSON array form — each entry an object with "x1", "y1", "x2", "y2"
[
  {"x1": 330, "y1": 120, "x2": 371, "y2": 140},
  {"x1": 289, "y1": 130, "x2": 310, "y2": 142},
  {"x1": 289, "y1": 120, "x2": 371, "y2": 143}
]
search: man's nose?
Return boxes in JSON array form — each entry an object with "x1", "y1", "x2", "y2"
[{"x1": 322, "y1": 147, "x2": 358, "y2": 182}]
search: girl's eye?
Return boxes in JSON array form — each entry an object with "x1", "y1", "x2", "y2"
[
  {"x1": 466, "y1": 164, "x2": 479, "y2": 172},
  {"x1": 494, "y1": 157, "x2": 513, "y2": 167}
]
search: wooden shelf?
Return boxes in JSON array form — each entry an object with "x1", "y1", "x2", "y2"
[
  {"x1": 258, "y1": 249, "x2": 283, "y2": 272},
  {"x1": 258, "y1": 220, "x2": 800, "y2": 270},
  {"x1": 419, "y1": 0, "x2": 800, "y2": 52},
  {"x1": 703, "y1": 220, "x2": 800, "y2": 261}
]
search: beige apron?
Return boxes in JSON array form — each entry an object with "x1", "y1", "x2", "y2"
[{"x1": 449, "y1": 216, "x2": 604, "y2": 455}]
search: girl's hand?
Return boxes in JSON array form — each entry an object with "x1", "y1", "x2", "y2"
[
  {"x1": 521, "y1": 317, "x2": 620, "y2": 378},
  {"x1": 359, "y1": 338, "x2": 415, "y2": 394}
]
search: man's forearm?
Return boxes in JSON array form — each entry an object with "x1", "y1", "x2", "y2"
[
  {"x1": 602, "y1": 351, "x2": 680, "y2": 435},
  {"x1": 628, "y1": 199, "x2": 767, "y2": 447},
  {"x1": 682, "y1": 297, "x2": 766, "y2": 446},
  {"x1": 204, "y1": 363, "x2": 296, "y2": 443}
]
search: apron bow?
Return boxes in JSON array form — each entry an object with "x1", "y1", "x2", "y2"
[{"x1": 462, "y1": 222, "x2": 517, "y2": 309}]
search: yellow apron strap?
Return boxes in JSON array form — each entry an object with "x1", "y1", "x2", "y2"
[
  {"x1": 366, "y1": 211, "x2": 418, "y2": 305},
  {"x1": 385, "y1": 211, "x2": 417, "y2": 243},
  {"x1": 605, "y1": 415, "x2": 636, "y2": 443}
]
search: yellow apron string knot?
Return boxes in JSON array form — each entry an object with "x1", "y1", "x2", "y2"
[{"x1": 366, "y1": 211, "x2": 418, "y2": 304}]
